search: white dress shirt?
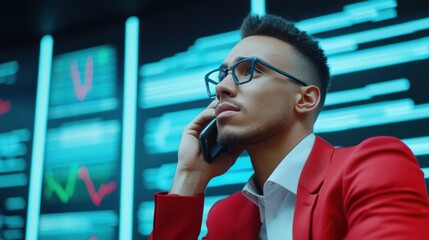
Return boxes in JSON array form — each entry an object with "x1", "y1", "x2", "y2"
[{"x1": 242, "y1": 133, "x2": 316, "y2": 240}]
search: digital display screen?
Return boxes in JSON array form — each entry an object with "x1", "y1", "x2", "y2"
[
  {"x1": 0, "y1": 43, "x2": 39, "y2": 240},
  {"x1": 36, "y1": 25, "x2": 125, "y2": 240}
]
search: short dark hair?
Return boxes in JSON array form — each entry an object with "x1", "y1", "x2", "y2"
[{"x1": 240, "y1": 14, "x2": 330, "y2": 111}]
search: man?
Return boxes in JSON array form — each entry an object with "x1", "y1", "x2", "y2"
[{"x1": 150, "y1": 14, "x2": 429, "y2": 239}]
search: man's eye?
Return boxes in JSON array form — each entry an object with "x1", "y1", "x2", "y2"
[
  {"x1": 251, "y1": 67, "x2": 263, "y2": 77},
  {"x1": 236, "y1": 65, "x2": 253, "y2": 76},
  {"x1": 243, "y1": 67, "x2": 253, "y2": 76}
]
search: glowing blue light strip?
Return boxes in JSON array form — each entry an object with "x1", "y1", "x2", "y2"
[
  {"x1": 189, "y1": 31, "x2": 240, "y2": 53},
  {"x1": 185, "y1": 0, "x2": 397, "y2": 54},
  {"x1": 48, "y1": 98, "x2": 119, "y2": 119},
  {"x1": 296, "y1": 0, "x2": 397, "y2": 34},
  {"x1": 26, "y1": 35, "x2": 53, "y2": 240},
  {"x1": 325, "y1": 78, "x2": 409, "y2": 106},
  {"x1": 316, "y1": 99, "x2": 429, "y2": 133},
  {"x1": 140, "y1": 47, "x2": 230, "y2": 78},
  {"x1": 144, "y1": 108, "x2": 204, "y2": 154},
  {"x1": 209, "y1": 170, "x2": 253, "y2": 188},
  {"x1": 402, "y1": 136, "x2": 429, "y2": 157},
  {"x1": 330, "y1": 37, "x2": 429, "y2": 75},
  {"x1": 45, "y1": 120, "x2": 120, "y2": 167},
  {"x1": 39, "y1": 210, "x2": 118, "y2": 236},
  {"x1": 143, "y1": 156, "x2": 252, "y2": 190},
  {"x1": 0, "y1": 60, "x2": 19, "y2": 78},
  {"x1": 251, "y1": 0, "x2": 265, "y2": 16},
  {"x1": 321, "y1": 17, "x2": 429, "y2": 55},
  {"x1": 0, "y1": 173, "x2": 27, "y2": 188},
  {"x1": 141, "y1": 68, "x2": 211, "y2": 108},
  {"x1": 119, "y1": 16, "x2": 139, "y2": 240}
]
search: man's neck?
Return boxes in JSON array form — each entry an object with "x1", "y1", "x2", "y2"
[{"x1": 247, "y1": 128, "x2": 312, "y2": 193}]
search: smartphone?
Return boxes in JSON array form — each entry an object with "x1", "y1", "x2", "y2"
[{"x1": 199, "y1": 118, "x2": 224, "y2": 163}]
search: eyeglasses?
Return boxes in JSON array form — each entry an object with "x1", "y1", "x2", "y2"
[{"x1": 204, "y1": 57, "x2": 308, "y2": 98}]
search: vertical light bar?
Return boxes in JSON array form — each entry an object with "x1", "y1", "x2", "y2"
[
  {"x1": 119, "y1": 16, "x2": 139, "y2": 240},
  {"x1": 251, "y1": 0, "x2": 266, "y2": 16},
  {"x1": 26, "y1": 35, "x2": 53, "y2": 240}
]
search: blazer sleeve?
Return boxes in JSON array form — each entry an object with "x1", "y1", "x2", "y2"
[
  {"x1": 149, "y1": 192, "x2": 205, "y2": 240},
  {"x1": 342, "y1": 136, "x2": 429, "y2": 239}
]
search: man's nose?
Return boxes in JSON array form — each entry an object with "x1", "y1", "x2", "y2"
[{"x1": 215, "y1": 74, "x2": 237, "y2": 99}]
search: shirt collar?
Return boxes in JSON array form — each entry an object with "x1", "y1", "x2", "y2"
[
  {"x1": 268, "y1": 133, "x2": 315, "y2": 194},
  {"x1": 242, "y1": 133, "x2": 316, "y2": 203}
]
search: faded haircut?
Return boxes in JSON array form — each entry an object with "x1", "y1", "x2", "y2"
[{"x1": 240, "y1": 14, "x2": 330, "y2": 112}]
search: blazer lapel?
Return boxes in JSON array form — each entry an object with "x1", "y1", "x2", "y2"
[{"x1": 293, "y1": 136, "x2": 334, "y2": 239}]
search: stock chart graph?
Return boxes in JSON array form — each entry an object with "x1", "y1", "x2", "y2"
[
  {"x1": 36, "y1": 41, "x2": 123, "y2": 239},
  {"x1": 43, "y1": 164, "x2": 117, "y2": 206},
  {"x1": 48, "y1": 45, "x2": 118, "y2": 119}
]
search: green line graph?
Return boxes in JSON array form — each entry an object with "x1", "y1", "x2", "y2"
[
  {"x1": 44, "y1": 164, "x2": 79, "y2": 203},
  {"x1": 43, "y1": 163, "x2": 117, "y2": 205}
]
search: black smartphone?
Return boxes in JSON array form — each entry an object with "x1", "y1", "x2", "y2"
[{"x1": 199, "y1": 118, "x2": 224, "y2": 163}]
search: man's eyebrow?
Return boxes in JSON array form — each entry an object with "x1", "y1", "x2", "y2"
[
  {"x1": 219, "y1": 56, "x2": 253, "y2": 68},
  {"x1": 219, "y1": 62, "x2": 228, "y2": 69}
]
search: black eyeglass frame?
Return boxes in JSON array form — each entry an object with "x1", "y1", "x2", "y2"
[{"x1": 204, "y1": 57, "x2": 308, "y2": 98}]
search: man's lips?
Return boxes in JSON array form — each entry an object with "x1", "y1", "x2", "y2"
[{"x1": 215, "y1": 103, "x2": 240, "y2": 117}]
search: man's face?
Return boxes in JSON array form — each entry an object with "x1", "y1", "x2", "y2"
[{"x1": 215, "y1": 35, "x2": 305, "y2": 148}]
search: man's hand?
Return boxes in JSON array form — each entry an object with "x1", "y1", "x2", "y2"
[{"x1": 170, "y1": 100, "x2": 243, "y2": 196}]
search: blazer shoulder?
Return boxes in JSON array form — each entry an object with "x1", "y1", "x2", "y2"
[
  {"x1": 338, "y1": 136, "x2": 415, "y2": 159},
  {"x1": 334, "y1": 135, "x2": 425, "y2": 197},
  {"x1": 331, "y1": 136, "x2": 429, "y2": 239},
  {"x1": 329, "y1": 135, "x2": 424, "y2": 196},
  {"x1": 358, "y1": 136, "x2": 409, "y2": 148}
]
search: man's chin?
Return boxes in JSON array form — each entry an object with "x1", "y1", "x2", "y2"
[{"x1": 218, "y1": 130, "x2": 247, "y2": 148}]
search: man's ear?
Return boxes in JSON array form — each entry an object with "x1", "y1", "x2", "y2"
[{"x1": 295, "y1": 85, "x2": 320, "y2": 114}]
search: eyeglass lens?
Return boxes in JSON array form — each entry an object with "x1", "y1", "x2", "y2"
[{"x1": 206, "y1": 59, "x2": 255, "y2": 97}]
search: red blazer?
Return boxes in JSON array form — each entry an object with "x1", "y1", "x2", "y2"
[{"x1": 150, "y1": 136, "x2": 429, "y2": 239}]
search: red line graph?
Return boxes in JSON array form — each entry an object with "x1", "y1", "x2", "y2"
[
  {"x1": 0, "y1": 99, "x2": 11, "y2": 115},
  {"x1": 78, "y1": 166, "x2": 117, "y2": 206},
  {"x1": 70, "y1": 56, "x2": 94, "y2": 101}
]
